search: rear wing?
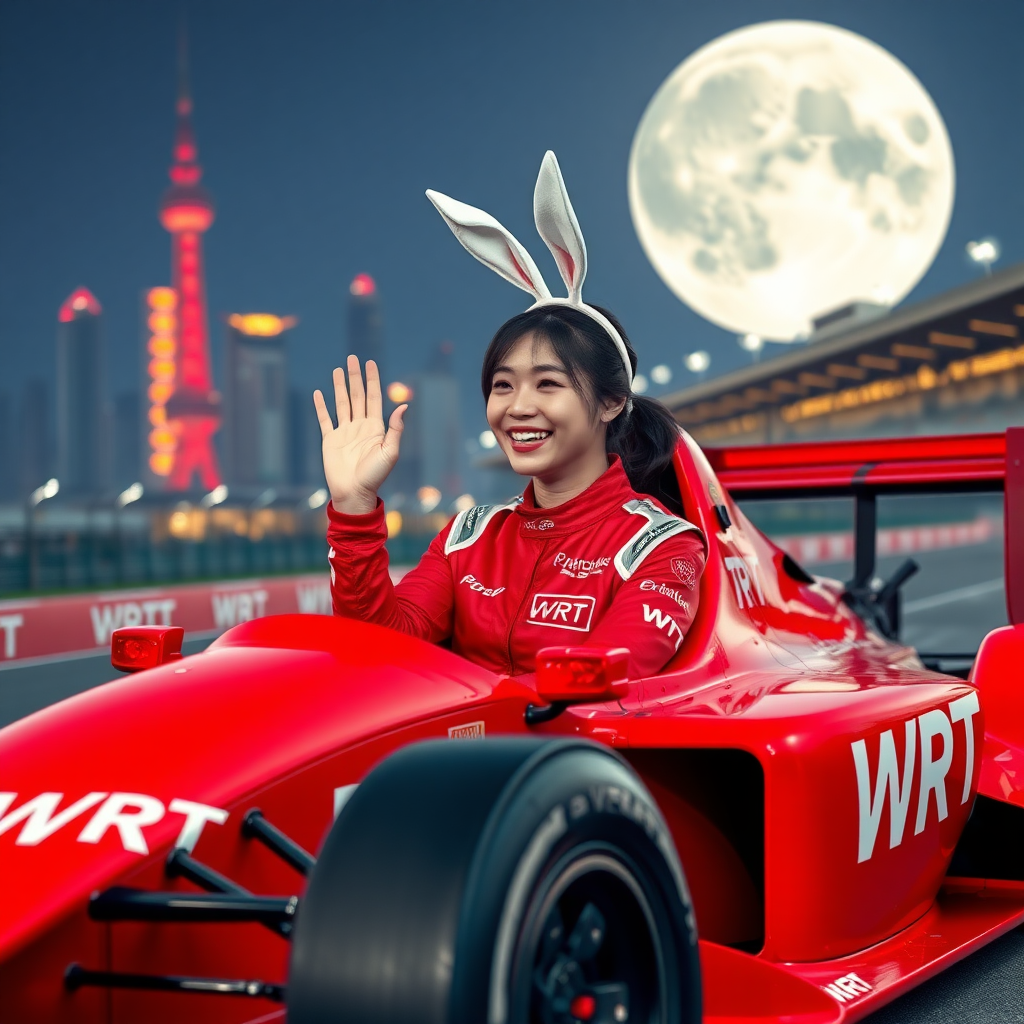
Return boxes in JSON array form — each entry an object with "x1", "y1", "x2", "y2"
[{"x1": 704, "y1": 428, "x2": 1024, "y2": 626}]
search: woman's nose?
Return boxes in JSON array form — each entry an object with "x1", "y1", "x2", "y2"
[{"x1": 509, "y1": 387, "x2": 538, "y2": 416}]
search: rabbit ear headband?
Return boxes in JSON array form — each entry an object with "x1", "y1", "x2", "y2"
[{"x1": 426, "y1": 151, "x2": 633, "y2": 384}]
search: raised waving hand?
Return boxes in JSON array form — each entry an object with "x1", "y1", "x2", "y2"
[{"x1": 313, "y1": 356, "x2": 407, "y2": 515}]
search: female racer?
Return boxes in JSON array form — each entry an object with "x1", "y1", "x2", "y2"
[{"x1": 313, "y1": 155, "x2": 705, "y2": 679}]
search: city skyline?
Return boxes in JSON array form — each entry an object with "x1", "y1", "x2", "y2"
[{"x1": 1, "y1": 0, "x2": 1023, "y2": 458}]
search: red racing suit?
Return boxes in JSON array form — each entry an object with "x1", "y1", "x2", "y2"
[{"x1": 327, "y1": 457, "x2": 705, "y2": 679}]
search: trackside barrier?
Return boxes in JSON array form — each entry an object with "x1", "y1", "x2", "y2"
[
  {"x1": 774, "y1": 516, "x2": 998, "y2": 567},
  {"x1": 0, "y1": 514, "x2": 995, "y2": 666},
  {"x1": 0, "y1": 569, "x2": 409, "y2": 667}
]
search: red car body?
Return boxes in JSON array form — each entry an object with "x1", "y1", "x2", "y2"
[{"x1": 3, "y1": 429, "x2": 1024, "y2": 1023}]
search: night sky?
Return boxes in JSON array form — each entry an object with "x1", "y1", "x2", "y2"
[{"x1": 2, "y1": 0, "x2": 1023, "y2": 448}]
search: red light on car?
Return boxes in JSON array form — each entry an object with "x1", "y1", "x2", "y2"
[
  {"x1": 535, "y1": 647, "x2": 630, "y2": 704},
  {"x1": 111, "y1": 626, "x2": 185, "y2": 673}
]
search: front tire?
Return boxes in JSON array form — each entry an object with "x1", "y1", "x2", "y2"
[{"x1": 288, "y1": 738, "x2": 701, "y2": 1024}]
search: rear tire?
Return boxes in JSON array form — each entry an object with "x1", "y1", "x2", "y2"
[{"x1": 288, "y1": 737, "x2": 701, "y2": 1024}]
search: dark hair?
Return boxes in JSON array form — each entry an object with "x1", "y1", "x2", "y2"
[{"x1": 480, "y1": 304, "x2": 682, "y2": 505}]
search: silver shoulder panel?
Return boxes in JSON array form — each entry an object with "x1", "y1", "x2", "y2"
[
  {"x1": 444, "y1": 500, "x2": 518, "y2": 555},
  {"x1": 614, "y1": 498, "x2": 702, "y2": 580}
]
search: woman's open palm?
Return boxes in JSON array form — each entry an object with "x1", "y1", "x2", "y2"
[{"x1": 313, "y1": 356, "x2": 407, "y2": 515}]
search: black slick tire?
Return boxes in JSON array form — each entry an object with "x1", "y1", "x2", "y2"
[{"x1": 287, "y1": 737, "x2": 701, "y2": 1024}]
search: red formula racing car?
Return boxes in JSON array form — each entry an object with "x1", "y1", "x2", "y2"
[{"x1": 3, "y1": 429, "x2": 1024, "y2": 1024}]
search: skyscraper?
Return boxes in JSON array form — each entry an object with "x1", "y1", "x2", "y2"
[
  {"x1": 56, "y1": 287, "x2": 105, "y2": 497},
  {"x1": 289, "y1": 386, "x2": 323, "y2": 489},
  {"x1": 18, "y1": 379, "x2": 53, "y2": 499},
  {"x1": 390, "y1": 340, "x2": 463, "y2": 502},
  {"x1": 346, "y1": 273, "x2": 384, "y2": 375},
  {"x1": 158, "y1": 36, "x2": 221, "y2": 492},
  {"x1": 223, "y1": 314, "x2": 296, "y2": 487}
]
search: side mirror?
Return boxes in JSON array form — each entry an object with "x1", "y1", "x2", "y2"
[
  {"x1": 528, "y1": 647, "x2": 630, "y2": 724},
  {"x1": 111, "y1": 625, "x2": 185, "y2": 673}
]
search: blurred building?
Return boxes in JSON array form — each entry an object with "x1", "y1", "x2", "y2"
[
  {"x1": 347, "y1": 273, "x2": 384, "y2": 376},
  {"x1": 663, "y1": 263, "x2": 1024, "y2": 446},
  {"x1": 390, "y1": 341, "x2": 463, "y2": 503},
  {"x1": 289, "y1": 387, "x2": 323, "y2": 489},
  {"x1": 18, "y1": 378, "x2": 53, "y2": 499},
  {"x1": 56, "y1": 287, "x2": 105, "y2": 497},
  {"x1": 223, "y1": 314, "x2": 297, "y2": 488}
]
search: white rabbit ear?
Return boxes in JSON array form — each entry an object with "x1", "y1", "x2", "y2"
[
  {"x1": 534, "y1": 151, "x2": 587, "y2": 303},
  {"x1": 426, "y1": 190, "x2": 552, "y2": 301}
]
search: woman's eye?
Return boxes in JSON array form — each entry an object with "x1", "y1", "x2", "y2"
[
  {"x1": 538, "y1": 378, "x2": 563, "y2": 388},
  {"x1": 491, "y1": 380, "x2": 512, "y2": 391}
]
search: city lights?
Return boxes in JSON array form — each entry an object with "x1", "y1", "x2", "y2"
[
  {"x1": 307, "y1": 488, "x2": 329, "y2": 509},
  {"x1": 632, "y1": 373, "x2": 649, "y2": 394},
  {"x1": 146, "y1": 287, "x2": 178, "y2": 477},
  {"x1": 739, "y1": 334, "x2": 764, "y2": 353},
  {"x1": 227, "y1": 313, "x2": 298, "y2": 337},
  {"x1": 479, "y1": 430, "x2": 498, "y2": 449},
  {"x1": 387, "y1": 382, "x2": 413, "y2": 403},
  {"x1": 650, "y1": 364, "x2": 672, "y2": 385},
  {"x1": 417, "y1": 486, "x2": 442, "y2": 513},
  {"x1": 452, "y1": 494, "x2": 476, "y2": 513},
  {"x1": 57, "y1": 287, "x2": 102, "y2": 323},
  {"x1": 350, "y1": 273, "x2": 376, "y2": 296},
  {"x1": 385, "y1": 510, "x2": 403, "y2": 536}
]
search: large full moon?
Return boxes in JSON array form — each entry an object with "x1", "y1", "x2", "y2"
[{"x1": 628, "y1": 21, "x2": 955, "y2": 340}]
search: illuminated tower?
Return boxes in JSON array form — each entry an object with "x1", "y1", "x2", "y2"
[{"x1": 157, "y1": 38, "x2": 221, "y2": 491}]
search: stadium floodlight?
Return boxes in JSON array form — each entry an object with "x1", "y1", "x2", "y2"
[
  {"x1": 739, "y1": 333, "x2": 764, "y2": 353},
  {"x1": 30, "y1": 478, "x2": 59, "y2": 506},
  {"x1": 200, "y1": 484, "x2": 228, "y2": 508},
  {"x1": 116, "y1": 482, "x2": 144, "y2": 508},
  {"x1": 966, "y1": 238, "x2": 1000, "y2": 275},
  {"x1": 650, "y1": 364, "x2": 672, "y2": 385},
  {"x1": 684, "y1": 351, "x2": 711, "y2": 375}
]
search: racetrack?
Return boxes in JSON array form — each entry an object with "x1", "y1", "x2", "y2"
[{"x1": 1, "y1": 543, "x2": 1021, "y2": 1020}]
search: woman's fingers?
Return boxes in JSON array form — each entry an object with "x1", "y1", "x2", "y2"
[
  {"x1": 333, "y1": 366, "x2": 351, "y2": 424},
  {"x1": 365, "y1": 359, "x2": 383, "y2": 421},
  {"x1": 347, "y1": 354, "x2": 366, "y2": 419},
  {"x1": 382, "y1": 403, "x2": 407, "y2": 463},
  {"x1": 312, "y1": 389, "x2": 335, "y2": 439}
]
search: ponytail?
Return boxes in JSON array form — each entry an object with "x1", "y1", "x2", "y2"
[{"x1": 607, "y1": 394, "x2": 680, "y2": 505}]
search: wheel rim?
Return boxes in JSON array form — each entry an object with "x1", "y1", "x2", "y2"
[{"x1": 513, "y1": 849, "x2": 669, "y2": 1024}]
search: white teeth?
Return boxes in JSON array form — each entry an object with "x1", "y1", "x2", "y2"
[{"x1": 510, "y1": 431, "x2": 551, "y2": 442}]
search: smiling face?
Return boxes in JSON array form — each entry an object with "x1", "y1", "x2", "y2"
[{"x1": 486, "y1": 333, "x2": 623, "y2": 506}]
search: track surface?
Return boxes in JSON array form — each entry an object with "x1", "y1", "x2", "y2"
[{"x1": 2, "y1": 544, "x2": 1021, "y2": 1020}]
